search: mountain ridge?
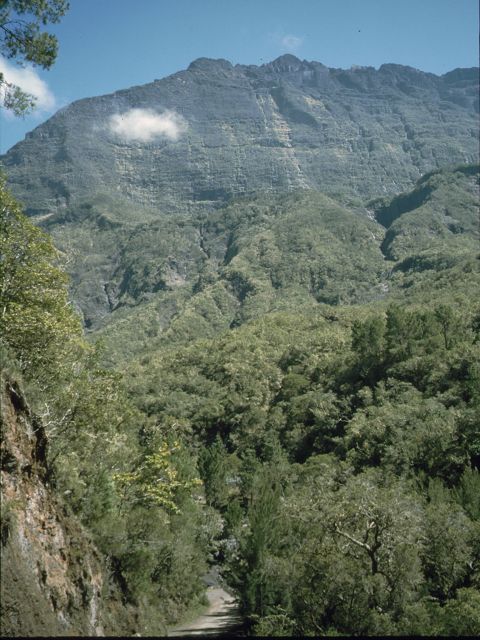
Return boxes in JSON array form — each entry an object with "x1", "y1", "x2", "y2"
[{"x1": 3, "y1": 56, "x2": 478, "y2": 220}]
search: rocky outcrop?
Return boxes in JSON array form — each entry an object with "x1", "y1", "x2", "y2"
[{"x1": 0, "y1": 379, "x2": 136, "y2": 637}]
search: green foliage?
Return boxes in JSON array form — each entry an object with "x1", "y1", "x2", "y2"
[
  {"x1": 439, "y1": 588, "x2": 480, "y2": 636},
  {"x1": 239, "y1": 465, "x2": 283, "y2": 617},
  {"x1": 0, "y1": 0, "x2": 69, "y2": 114},
  {"x1": 376, "y1": 165, "x2": 479, "y2": 261},
  {"x1": 452, "y1": 468, "x2": 480, "y2": 520},
  {"x1": 114, "y1": 440, "x2": 202, "y2": 513},
  {"x1": 0, "y1": 176, "x2": 82, "y2": 372},
  {"x1": 122, "y1": 287, "x2": 479, "y2": 633},
  {"x1": 3, "y1": 162, "x2": 480, "y2": 635},
  {"x1": 198, "y1": 436, "x2": 233, "y2": 509},
  {"x1": 0, "y1": 182, "x2": 209, "y2": 630},
  {"x1": 351, "y1": 315, "x2": 385, "y2": 386}
]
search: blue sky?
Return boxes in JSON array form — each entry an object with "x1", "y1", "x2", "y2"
[{"x1": 1, "y1": 0, "x2": 478, "y2": 152}]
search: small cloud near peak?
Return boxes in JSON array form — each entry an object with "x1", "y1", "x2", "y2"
[
  {"x1": 281, "y1": 34, "x2": 304, "y2": 52},
  {"x1": 108, "y1": 108, "x2": 187, "y2": 143}
]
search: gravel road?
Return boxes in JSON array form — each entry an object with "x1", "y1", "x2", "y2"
[{"x1": 168, "y1": 586, "x2": 243, "y2": 636}]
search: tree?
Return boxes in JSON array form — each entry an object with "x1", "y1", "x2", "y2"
[
  {"x1": 232, "y1": 464, "x2": 283, "y2": 619},
  {"x1": 423, "y1": 482, "x2": 476, "y2": 601},
  {"x1": 434, "y1": 304, "x2": 457, "y2": 350},
  {"x1": 267, "y1": 468, "x2": 427, "y2": 635},
  {"x1": 198, "y1": 436, "x2": 230, "y2": 509},
  {"x1": 113, "y1": 440, "x2": 202, "y2": 514},
  {"x1": 351, "y1": 315, "x2": 385, "y2": 386},
  {"x1": 0, "y1": 176, "x2": 81, "y2": 372},
  {"x1": 440, "y1": 588, "x2": 480, "y2": 636},
  {"x1": 0, "y1": 0, "x2": 69, "y2": 114}
]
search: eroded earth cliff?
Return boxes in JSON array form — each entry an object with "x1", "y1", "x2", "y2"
[{"x1": 0, "y1": 379, "x2": 137, "y2": 637}]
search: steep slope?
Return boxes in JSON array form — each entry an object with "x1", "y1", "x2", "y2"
[
  {"x1": 2, "y1": 57, "x2": 477, "y2": 330},
  {"x1": 84, "y1": 190, "x2": 387, "y2": 359},
  {"x1": 372, "y1": 164, "x2": 479, "y2": 260},
  {"x1": 1, "y1": 56, "x2": 479, "y2": 639},
  {"x1": 14, "y1": 165, "x2": 475, "y2": 359},
  {"x1": 0, "y1": 379, "x2": 137, "y2": 637},
  {"x1": 93, "y1": 164, "x2": 479, "y2": 365},
  {"x1": 3, "y1": 56, "x2": 478, "y2": 220},
  {"x1": 374, "y1": 164, "x2": 480, "y2": 301}
]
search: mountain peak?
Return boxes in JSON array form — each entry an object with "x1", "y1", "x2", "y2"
[
  {"x1": 266, "y1": 54, "x2": 306, "y2": 72},
  {"x1": 187, "y1": 57, "x2": 233, "y2": 72}
]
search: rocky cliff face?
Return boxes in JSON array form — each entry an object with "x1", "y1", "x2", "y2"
[
  {"x1": 3, "y1": 55, "x2": 478, "y2": 219},
  {"x1": 1, "y1": 56, "x2": 477, "y2": 330},
  {"x1": 0, "y1": 379, "x2": 136, "y2": 637}
]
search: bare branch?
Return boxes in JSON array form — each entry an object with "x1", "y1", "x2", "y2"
[{"x1": 333, "y1": 524, "x2": 372, "y2": 553}]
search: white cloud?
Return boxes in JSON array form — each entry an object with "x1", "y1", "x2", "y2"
[
  {"x1": 281, "y1": 34, "x2": 304, "y2": 52},
  {"x1": 0, "y1": 56, "x2": 56, "y2": 112},
  {"x1": 108, "y1": 108, "x2": 187, "y2": 142}
]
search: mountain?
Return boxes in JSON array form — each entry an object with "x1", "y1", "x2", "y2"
[
  {"x1": 92, "y1": 164, "x2": 479, "y2": 365},
  {"x1": 1, "y1": 56, "x2": 478, "y2": 330},
  {"x1": 2, "y1": 56, "x2": 480, "y2": 638},
  {"x1": 3, "y1": 56, "x2": 478, "y2": 218}
]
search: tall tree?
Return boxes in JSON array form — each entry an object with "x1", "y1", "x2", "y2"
[{"x1": 0, "y1": 176, "x2": 81, "y2": 371}]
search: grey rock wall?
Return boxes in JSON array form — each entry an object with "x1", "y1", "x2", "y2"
[{"x1": 3, "y1": 56, "x2": 478, "y2": 219}]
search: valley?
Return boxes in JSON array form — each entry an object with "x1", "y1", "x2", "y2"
[{"x1": 1, "y1": 51, "x2": 479, "y2": 637}]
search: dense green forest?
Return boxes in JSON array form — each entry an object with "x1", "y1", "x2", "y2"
[
  {"x1": 0, "y1": 177, "x2": 208, "y2": 633},
  {"x1": 1, "y1": 161, "x2": 479, "y2": 635}
]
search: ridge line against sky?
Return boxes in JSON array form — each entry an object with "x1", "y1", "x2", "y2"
[{"x1": 1, "y1": 0, "x2": 478, "y2": 153}]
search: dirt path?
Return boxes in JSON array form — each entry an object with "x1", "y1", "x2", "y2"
[{"x1": 168, "y1": 587, "x2": 243, "y2": 636}]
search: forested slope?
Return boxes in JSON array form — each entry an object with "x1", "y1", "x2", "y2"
[
  {"x1": 0, "y1": 181, "x2": 212, "y2": 635},
  {"x1": 2, "y1": 135, "x2": 480, "y2": 638},
  {"x1": 1, "y1": 49, "x2": 479, "y2": 635},
  {"x1": 4, "y1": 162, "x2": 479, "y2": 635},
  {"x1": 91, "y1": 164, "x2": 479, "y2": 363},
  {"x1": 98, "y1": 163, "x2": 480, "y2": 635},
  {"x1": 123, "y1": 272, "x2": 480, "y2": 635}
]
